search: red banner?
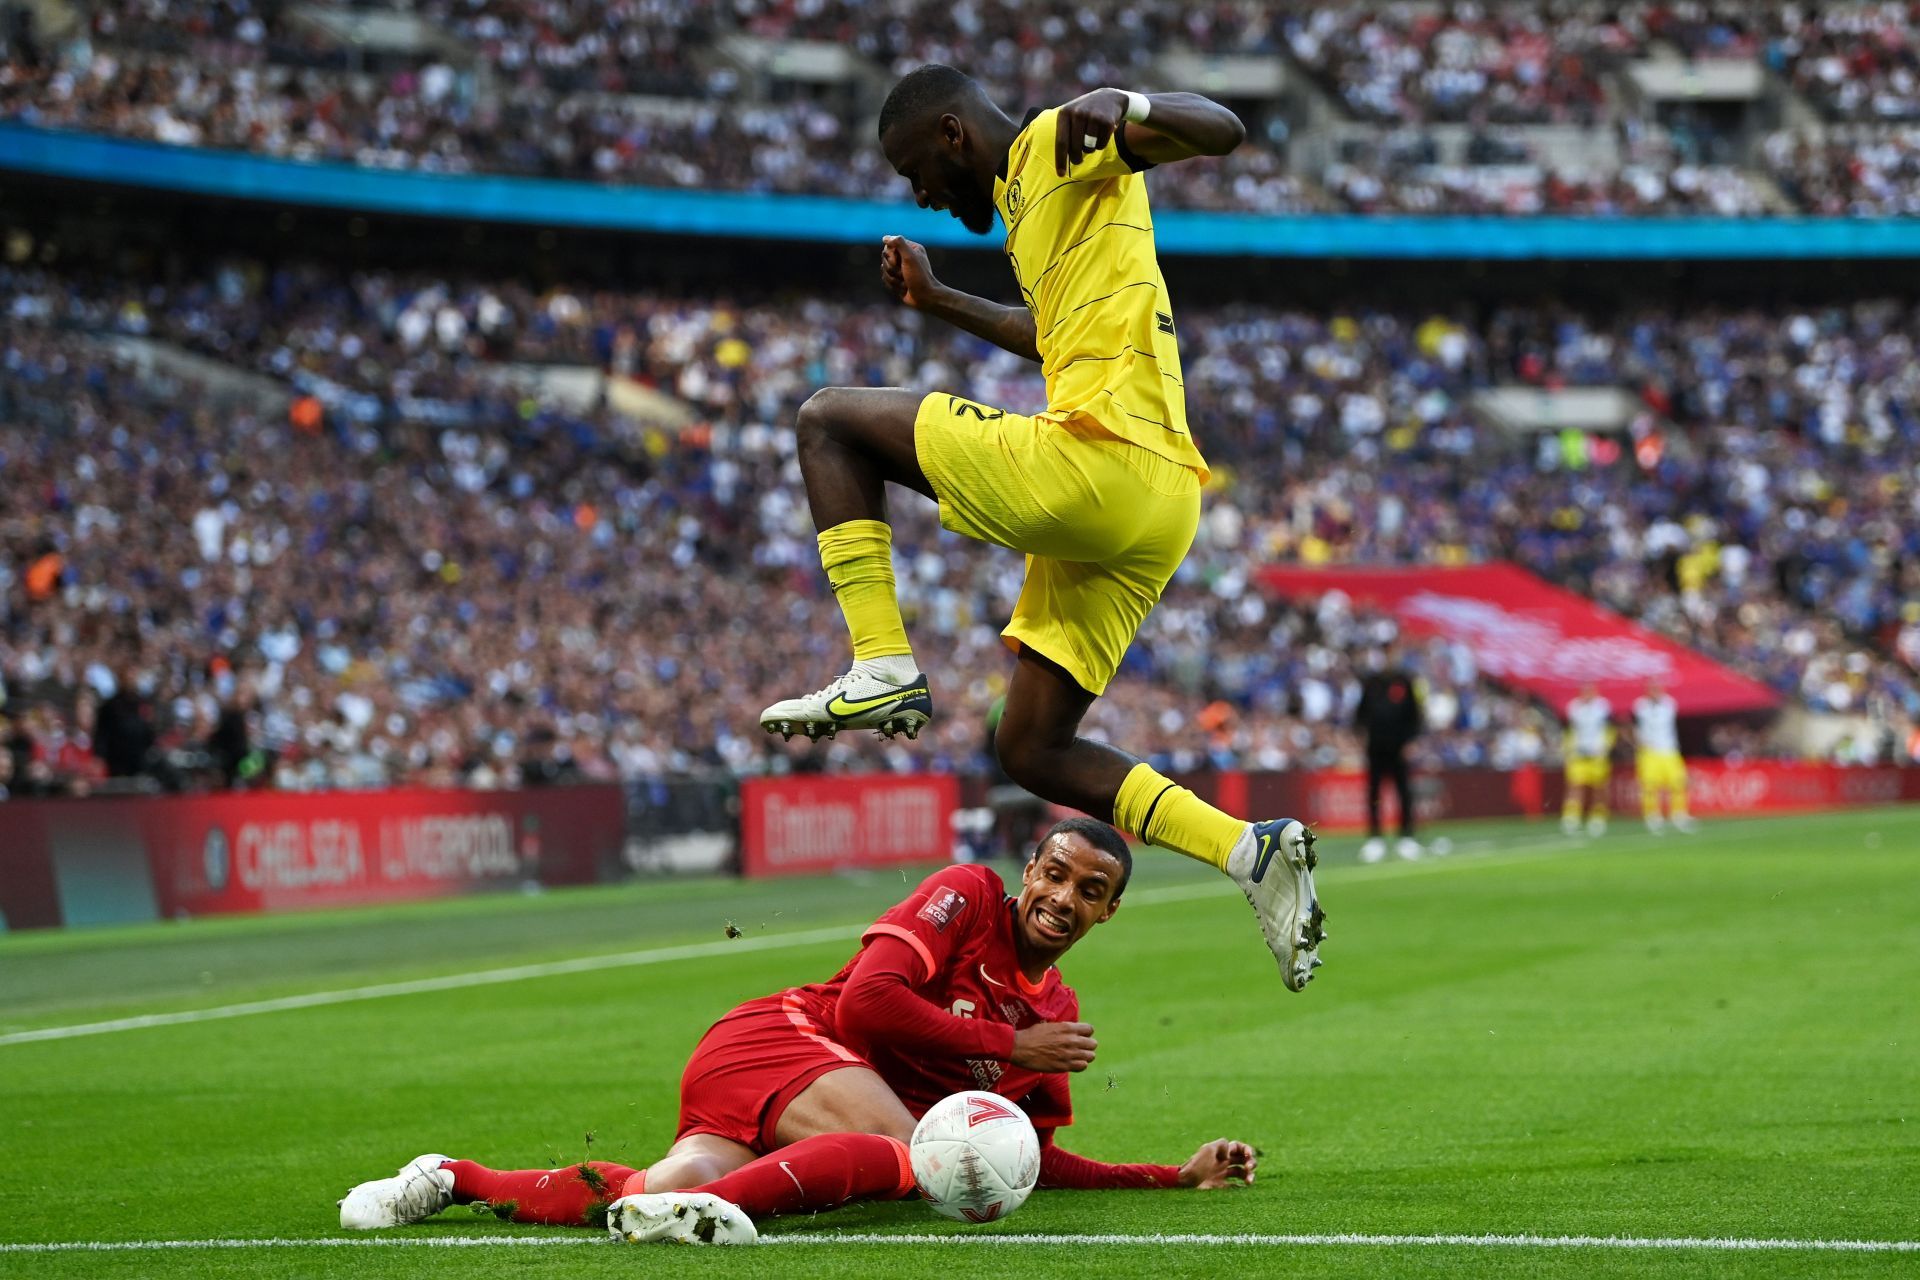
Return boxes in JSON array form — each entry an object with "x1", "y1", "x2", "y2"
[
  {"x1": 1609, "y1": 759, "x2": 1917, "y2": 817},
  {"x1": 1245, "y1": 759, "x2": 1917, "y2": 831},
  {"x1": 740, "y1": 774, "x2": 958, "y2": 877},
  {"x1": 1259, "y1": 562, "x2": 1781, "y2": 717},
  {"x1": 1246, "y1": 765, "x2": 1552, "y2": 833},
  {"x1": 0, "y1": 786, "x2": 625, "y2": 927}
]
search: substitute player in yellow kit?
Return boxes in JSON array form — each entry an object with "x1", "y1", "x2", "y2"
[
  {"x1": 1561, "y1": 683, "x2": 1615, "y2": 836},
  {"x1": 1632, "y1": 679, "x2": 1697, "y2": 834},
  {"x1": 758, "y1": 64, "x2": 1326, "y2": 990}
]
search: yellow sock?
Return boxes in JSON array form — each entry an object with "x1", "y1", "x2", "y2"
[
  {"x1": 1562, "y1": 794, "x2": 1582, "y2": 824},
  {"x1": 1114, "y1": 763, "x2": 1243, "y2": 871},
  {"x1": 817, "y1": 519, "x2": 912, "y2": 662}
]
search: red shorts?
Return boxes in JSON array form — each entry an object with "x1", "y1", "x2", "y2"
[{"x1": 675, "y1": 991, "x2": 871, "y2": 1154}]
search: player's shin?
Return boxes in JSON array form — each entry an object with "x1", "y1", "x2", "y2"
[
  {"x1": 443, "y1": 1160, "x2": 640, "y2": 1226},
  {"x1": 1113, "y1": 762, "x2": 1243, "y2": 871},
  {"x1": 817, "y1": 519, "x2": 915, "y2": 673},
  {"x1": 671, "y1": 1133, "x2": 917, "y2": 1219}
]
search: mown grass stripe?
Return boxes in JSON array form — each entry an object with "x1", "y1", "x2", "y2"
[
  {"x1": 0, "y1": 827, "x2": 1748, "y2": 1050},
  {"x1": 0, "y1": 881, "x2": 1246, "y2": 1048}
]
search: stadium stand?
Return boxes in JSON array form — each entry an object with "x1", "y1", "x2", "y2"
[
  {"x1": 3, "y1": 2, "x2": 1919, "y2": 803},
  {"x1": 1, "y1": 0, "x2": 1916, "y2": 214},
  {"x1": 4, "y1": 252, "x2": 1918, "y2": 796}
]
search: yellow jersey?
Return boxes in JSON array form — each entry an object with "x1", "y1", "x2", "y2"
[{"x1": 993, "y1": 107, "x2": 1209, "y2": 480}]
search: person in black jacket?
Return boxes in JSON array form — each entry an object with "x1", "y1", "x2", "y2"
[
  {"x1": 93, "y1": 669, "x2": 157, "y2": 780},
  {"x1": 210, "y1": 688, "x2": 257, "y2": 789},
  {"x1": 1356, "y1": 644, "x2": 1423, "y2": 862}
]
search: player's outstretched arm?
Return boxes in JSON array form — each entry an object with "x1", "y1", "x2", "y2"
[
  {"x1": 1173, "y1": 1138, "x2": 1259, "y2": 1190},
  {"x1": 1053, "y1": 88, "x2": 1246, "y2": 174},
  {"x1": 1035, "y1": 1132, "x2": 1258, "y2": 1191},
  {"x1": 882, "y1": 234, "x2": 1040, "y2": 362}
]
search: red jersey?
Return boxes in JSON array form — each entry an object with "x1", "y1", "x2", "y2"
[{"x1": 785, "y1": 864, "x2": 1078, "y2": 1130}]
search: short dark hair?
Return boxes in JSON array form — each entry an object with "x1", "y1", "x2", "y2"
[
  {"x1": 1030, "y1": 816, "x2": 1132, "y2": 898},
  {"x1": 878, "y1": 63, "x2": 978, "y2": 140}
]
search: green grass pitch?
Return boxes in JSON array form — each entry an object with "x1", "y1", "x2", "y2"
[{"x1": 2, "y1": 808, "x2": 1916, "y2": 1279}]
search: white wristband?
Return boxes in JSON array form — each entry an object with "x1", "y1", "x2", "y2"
[{"x1": 1120, "y1": 89, "x2": 1151, "y2": 124}]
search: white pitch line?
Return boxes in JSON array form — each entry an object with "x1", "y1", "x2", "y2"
[
  {"x1": 0, "y1": 880, "x2": 1227, "y2": 1049},
  {"x1": 0, "y1": 1232, "x2": 1914, "y2": 1254},
  {"x1": 0, "y1": 925, "x2": 861, "y2": 1048},
  {"x1": 790, "y1": 1232, "x2": 1920, "y2": 1252}
]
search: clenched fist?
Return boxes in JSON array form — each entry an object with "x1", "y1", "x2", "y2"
[
  {"x1": 881, "y1": 235, "x2": 942, "y2": 309},
  {"x1": 1011, "y1": 1020, "x2": 1098, "y2": 1073}
]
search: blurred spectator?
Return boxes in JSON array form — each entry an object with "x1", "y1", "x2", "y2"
[{"x1": 93, "y1": 673, "x2": 156, "y2": 778}]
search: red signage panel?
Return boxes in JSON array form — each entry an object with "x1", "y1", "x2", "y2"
[
  {"x1": 1609, "y1": 760, "x2": 1912, "y2": 818},
  {"x1": 740, "y1": 774, "x2": 958, "y2": 877},
  {"x1": 0, "y1": 786, "x2": 624, "y2": 927},
  {"x1": 146, "y1": 786, "x2": 622, "y2": 916}
]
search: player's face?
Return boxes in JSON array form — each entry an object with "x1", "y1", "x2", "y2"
[
  {"x1": 883, "y1": 120, "x2": 997, "y2": 235},
  {"x1": 1015, "y1": 834, "x2": 1124, "y2": 958}
]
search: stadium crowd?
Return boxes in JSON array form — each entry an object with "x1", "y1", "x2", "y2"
[
  {"x1": 3, "y1": 0, "x2": 1919, "y2": 214},
  {"x1": 1323, "y1": 149, "x2": 1770, "y2": 215},
  {"x1": 1274, "y1": 2, "x2": 1630, "y2": 126},
  {"x1": 4, "y1": 256, "x2": 1919, "y2": 796}
]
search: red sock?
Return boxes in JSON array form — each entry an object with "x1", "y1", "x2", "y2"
[
  {"x1": 444, "y1": 1160, "x2": 641, "y2": 1226},
  {"x1": 658, "y1": 1133, "x2": 914, "y2": 1219}
]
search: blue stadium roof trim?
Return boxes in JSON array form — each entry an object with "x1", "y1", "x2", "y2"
[{"x1": 7, "y1": 123, "x2": 1920, "y2": 259}]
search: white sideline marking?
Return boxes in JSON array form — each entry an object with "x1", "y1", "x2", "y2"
[
  {"x1": 0, "y1": 881, "x2": 1225, "y2": 1048},
  {"x1": 0, "y1": 925, "x2": 861, "y2": 1047},
  {"x1": 0, "y1": 1232, "x2": 1914, "y2": 1254}
]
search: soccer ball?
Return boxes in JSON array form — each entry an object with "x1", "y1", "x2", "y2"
[{"x1": 909, "y1": 1090, "x2": 1040, "y2": 1223}]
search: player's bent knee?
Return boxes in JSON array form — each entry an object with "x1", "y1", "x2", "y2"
[
  {"x1": 858, "y1": 1113, "x2": 918, "y2": 1144},
  {"x1": 643, "y1": 1152, "x2": 745, "y2": 1192},
  {"x1": 993, "y1": 728, "x2": 1036, "y2": 787},
  {"x1": 994, "y1": 725, "x2": 1063, "y2": 792},
  {"x1": 795, "y1": 387, "x2": 855, "y2": 446}
]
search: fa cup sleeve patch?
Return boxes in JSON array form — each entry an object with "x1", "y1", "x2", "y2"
[{"x1": 918, "y1": 888, "x2": 966, "y2": 932}]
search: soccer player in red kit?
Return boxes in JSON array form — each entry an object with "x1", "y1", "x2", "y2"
[{"x1": 339, "y1": 818, "x2": 1258, "y2": 1245}]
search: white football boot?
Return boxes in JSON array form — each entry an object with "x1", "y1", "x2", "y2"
[
  {"x1": 1588, "y1": 815, "x2": 1610, "y2": 837},
  {"x1": 1359, "y1": 836, "x2": 1388, "y2": 863},
  {"x1": 1644, "y1": 814, "x2": 1665, "y2": 835},
  {"x1": 607, "y1": 1191, "x2": 758, "y2": 1245},
  {"x1": 1225, "y1": 819, "x2": 1325, "y2": 992},
  {"x1": 1396, "y1": 837, "x2": 1424, "y2": 861},
  {"x1": 338, "y1": 1154, "x2": 455, "y2": 1229},
  {"x1": 1673, "y1": 813, "x2": 1698, "y2": 834},
  {"x1": 759, "y1": 665, "x2": 932, "y2": 742}
]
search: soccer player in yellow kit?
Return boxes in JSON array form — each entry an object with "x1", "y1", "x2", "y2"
[
  {"x1": 1633, "y1": 679, "x2": 1697, "y2": 834},
  {"x1": 758, "y1": 64, "x2": 1325, "y2": 990},
  {"x1": 1562, "y1": 683, "x2": 1615, "y2": 836}
]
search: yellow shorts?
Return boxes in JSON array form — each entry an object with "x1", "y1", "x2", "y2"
[
  {"x1": 914, "y1": 392, "x2": 1201, "y2": 695},
  {"x1": 1565, "y1": 755, "x2": 1611, "y2": 789},
  {"x1": 1637, "y1": 749, "x2": 1686, "y2": 793}
]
